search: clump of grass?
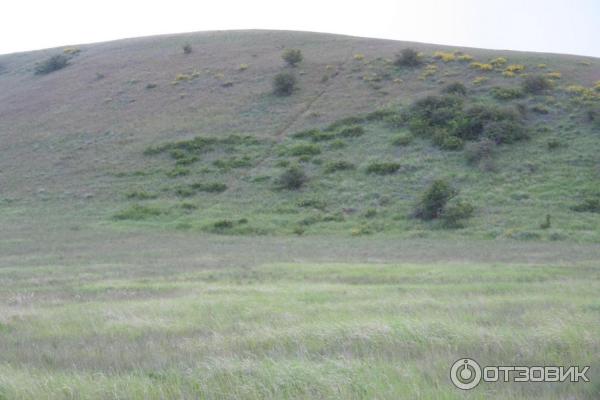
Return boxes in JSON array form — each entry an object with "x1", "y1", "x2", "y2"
[
  {"x1": 489, "y1": 57, "x2": 507, "y2": 67},
  {"x1": 297, "y1": 198, "x2": 327, "y2": 210},
  {"x1": 292, "y1": 129, "x2": 335, "y2": 142},
  {"x1": 337, "y1": 125, "x2": 365, "y2": 138},
  {"x1": 285, "y1": 143, "x2": 321, "y2": 157},
  {"x1": 166, "y1": 167, "x2": 190, "y2": 178},
  {"x1": 282, "y1": 49, "x2": 303, "y2": 67},
  {"x1": 35, "y1": 55, "x2": 69, "y2": 75},
  {"x1": 190, "y1": 182, "x2": 228, "y2": 193},
  {"x1": 182, "y1": 44, "x2": 192, "y2": 54},
  {"x1": 571, "y1": 198, "x2": 600, "y2": 213},
  {"x1": 213, "y1": 156, "x2": 253, "y2": 170},
  {"x1": 365, "y1": 162, "x2": 400, "y2": 175},
  {"x1": 273, "y1": 72, "x2": 297, "y2": 96},
  {"x1": 125, "y1": 191, "x2": 157, "y2": 200},
  {"x1": 465, "y1": 139, "x2": 496, "y2": 166},
  {"x1": 394, "y1": 48, "x2": 422, "y2": 67},
  {"x1": 113, "y1": 205, "x2": 163, "y2": 220},
  {"x1": 547, "y1": 138, "x2": 561, "y2": 150},
  {"x1": 324, "y1": 160, "x2": 355, "y2": 173},
  {"x1": 392, "y1": 133, "x2": 413, "y2": 146}
]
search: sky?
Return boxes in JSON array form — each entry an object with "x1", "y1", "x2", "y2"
[{"x1": 1, "y1": 0, "x2": 599, "y2": 57}]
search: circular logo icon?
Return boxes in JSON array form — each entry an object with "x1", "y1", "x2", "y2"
[{"x1": 450, "y1": 358, "x2": 482, "y2": 390}]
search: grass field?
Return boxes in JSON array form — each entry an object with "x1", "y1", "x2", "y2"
[{"x1": 1, "y1": 226, "x2": 599, "y2": 399}]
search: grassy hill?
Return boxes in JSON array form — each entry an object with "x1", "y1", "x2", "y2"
[{"x1": 1, "y1": 30, "x2": 599, "y2": 241}]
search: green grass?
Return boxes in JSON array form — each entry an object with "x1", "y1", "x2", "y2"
[{"x1": 1, "y1": 256, "x2": 599, "y2": 399}]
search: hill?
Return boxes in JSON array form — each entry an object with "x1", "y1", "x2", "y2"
[{"x1": 0, "y1": 30, "x2": 599, "y2": 241}]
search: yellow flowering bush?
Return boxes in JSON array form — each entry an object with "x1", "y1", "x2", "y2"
[
  {"x1": 238, "y1": 64, "x2": 249, "y2": 71},
  {"x1": 505, "y1": 64, "x2": 526, "y2": 73},
  {"x1": 63, "y1": 47, "x2": 81, "y2": 55},
  {"x1": 457, "y1": 54, "x2": 474, "y2": 62},
  {"x1": 472, "y1": 76, "x2": 489, "y2": 85},
  {"x1": 537, "y1": 64, "x2": 547, "y2": 69},
  {"x1": 490, "y1": 57, "x2": 507, "y2": 67},
  {"x1": 502, "y1": 71, "x2": 516, "y2": 78},
  {"x1": 545, "y1": 72, "x2": 561, "y2": 79},
  {"x1": 353, "y1": 53, "x2": 365, "y2": 61},
  {"x1": 470, "y1": 62, "x2": 493, "y2": 71},
  {"x1": 433, "y1": 51, "x2": 456, "y2": 62}
]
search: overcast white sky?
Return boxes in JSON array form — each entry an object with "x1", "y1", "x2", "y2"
[{"x1": 1, "y1": 0, "x2": 599, "y2": 57}]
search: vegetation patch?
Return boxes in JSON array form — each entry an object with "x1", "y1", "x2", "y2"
[
  {"x1": 113, "y1": 205, "x2": 163, "y2": 221},
  {"x1": 365, "y1": 162, "x2": 400, "y2": 175},
  {"x1": 35, "y1": 55, "x2": 70, "y2": 75}
]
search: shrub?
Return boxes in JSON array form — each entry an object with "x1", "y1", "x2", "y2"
[
  {"x1": 491, "y1": 86, "x2": 524, "y2": 100},
  {"x1": 125, "y1": 190, "x2": 157, "y2": 200},
  {"x1": 282, "y1": 49, "x2": 303, "y2": 67},
  {"x1": 166, "y1": 167, "x2": 190, "y2": 178},
  {"x1": 547, "y1": 138, "x2": 560, "y2": 149},
  {"x1": 273, "y1": 72, "x2": 297, "y2": 96},
  {"x1": 395, "y1": 48, "x2": 421, "y2": 67},
  {"x1": 546, "y1": 71, "x2": 561, "y2": 80},
  {"x1": 540, "y1": 214, "x2": 552, "y2": 229},
  {"x1": 392, "y1": 133, "x2": 413, "y2": 146},
  {"x1": 324, "y1": 160, "x2": 355, "y2": 173},
  {"x1": 297, "y1": 198, "x2": 327, "y2": 210},
  {"x1": 433, "y1": 51, "x2": 455, "y2": 62},
  {"x1": 277, "y1": 165, "x2": 307, "y2": 190},
  {"x1": 414, "y1": 179, "x2": 457, "y2": 220},
  {"x1": 286, "y1": 143, "x2": 321, "y2": 156},
  {"x1": 442, "y1": 82, "x2": 467, "y2": 96},
  {"x1": 470, "y1": 62, "x2": 493, "y2": 71},
  {"x1": 292, "y1": 129, "x2": 335, "y2": 142},
  {"x1": 440, "y1": 200, "x2": 474, "y2": 228},
  {"x1": 505, "y1": 64, "x2": 525, "y2": 73},
  {"x1": 472, "y1": 76, "x2": 489, "y2": 85},
  {"x1": 433, "y1": 131, "x2": 463, "y2": 150},
  {"x1": 522, "y1": 75, "x2": 552, "y2": 94},
  {"x1": 191, "y1": 182, "x2": 228, "y2": 193},
  {"x1": 183, "y1": 44, "x2": 192, "y2": 54},
  {"x1": 35, "y1": 55, "x2": 69, "y2": 75},
  {"x1": 213, "y1": 219, "x2": 234, "y2": 229},
  {"x1": 113, "y1": 205, "x2": 162, "y2": 220},
  {"x1": 489, "y1": 57, "x2": 507, "y2": 68},
  {"x1": 457, "y1": 54, "x2": 474, "y2": 62},
  {"x1": 571, "y1": 198, "x2": 600, "y2": 213},
  {"x1": 337, "y1": 125, "x2": 365, "y2": 138},
  {"x1": 365, "y1": 162, "x2": 400, "y2": 175},
  {"x1": 465, "y1": 139, "x2": 495, "y2": 165}
]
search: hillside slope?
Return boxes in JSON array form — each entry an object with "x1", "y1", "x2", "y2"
[{"x1": 0, "y1": 30, "x2": 599, "y2": 241}]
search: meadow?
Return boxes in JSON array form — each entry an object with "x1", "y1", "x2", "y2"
[{"x1": 1, "y1": 225, "x2": 599, "y2": 399}]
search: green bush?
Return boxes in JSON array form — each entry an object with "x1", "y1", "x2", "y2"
[
  {"x1": 395, "y1": 48, "x2": 422, "y2": 67},
  {"x1": 113, "y1": 205, "x2": 163, "y2": 220},
  {"x1": 414, "y1": 179, "x2": 457, "y2": 220},
  {"x1": 443, "y1": 82, "x2": 467, "y2": 96},
  {"x1": 191, "y1": 182, "x2": 228, "y2": 193},
  {"x1": 282, "y1": 49, "x2": 303, "y2": 67},
  {"x1": 365, "y1": 162, "x2": 400, "y2": 175},
  {"x1": 35, "y1": 55, "x2": 69, "y2": 75},
  {"x1": 440, "y1": 200, "x2": 474, "y2": 228},
  {"x1": 465, "y1": 139, "x2": 495, "y2": 165},
  {"x1": 547, "y1": 138, "x2": 561, "y2": 150},
  {"x1": 183, "y1": 44, "x2": 192, "y2": 54},
  {"x1": 166, "y1": 167, "x2": 190, "y2": 178},
  {"x1": 522, "y1": 75, "x2": 552, "y2": 94},
  {"x1": 297, "y1": 198, "x2": 327, "y2": 210},
  {"x1": 392, "y1": 133, "x2": 413, "y2": 146},
  {"x1": 277, "y1": 165, "x2": 307, "y2": 190},
  {"x1": 324, "y1": 160, "x2": 355, "y2": 173},
  {"x1": 213, "y1": 219, "x2": 234, "y2": 229},
  {"x1": 292, "y1": 129, "x2": 335, "y2": 142},
  {"x1": 273, "y1": 72, "x2": 297, "y2": 96},
  {"x1": 491, "y1": 86, "x2": 524, "y2": 100},
  {"x1": 286, "y1": 143, "x2": 321, "y2": 156},
  {"x1": 571, "y1": 198, "x2": 600, "y2": 213},
  {"x1": 125, "y1": 190, "x2": 157, "y2": 200},
  {"x1": 337, "y1": 125, "x2": 365, "y2": 138},
  {"x1": 409, "y1": 95, "x2": 464, "y2": 135},
  {"x1": 433, "y1": 131, "x2": 463, "y2": 150}
]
